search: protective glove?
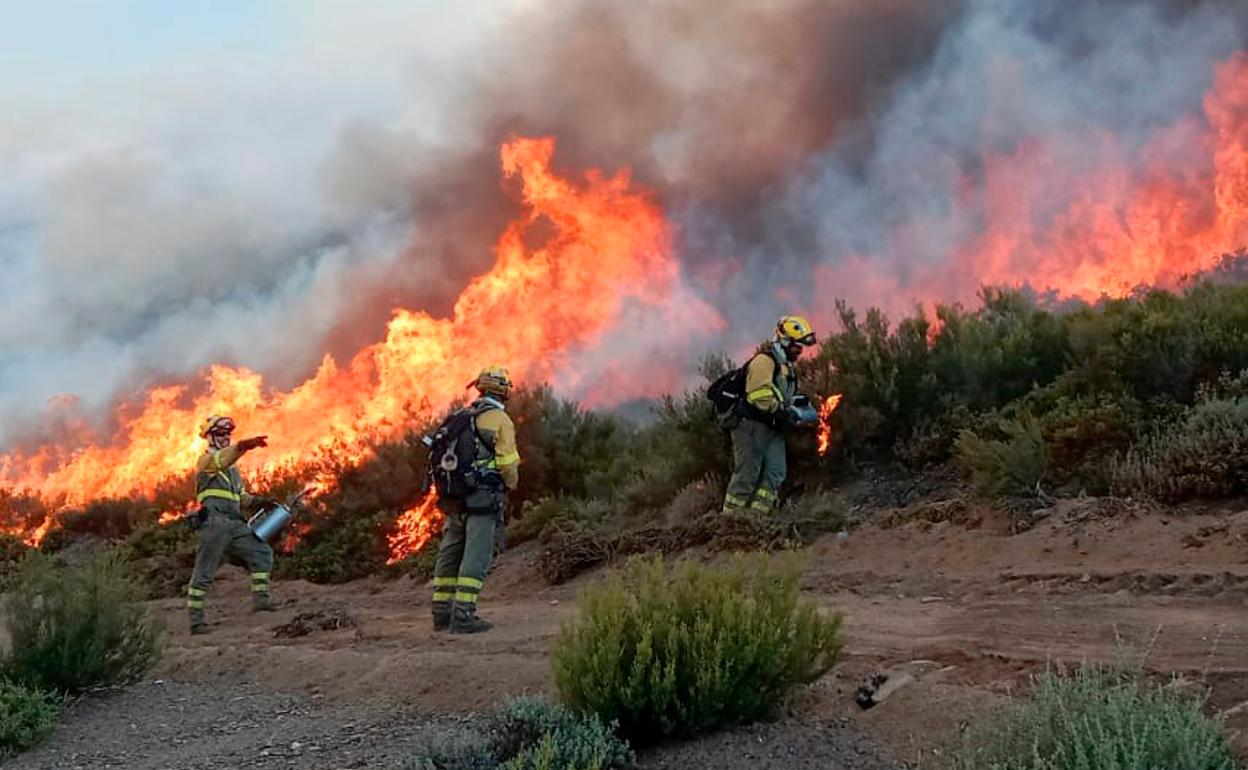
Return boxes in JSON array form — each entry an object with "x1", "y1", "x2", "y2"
[{"x1": 237, "y1": 435, "x2": 269, "y2": 452}]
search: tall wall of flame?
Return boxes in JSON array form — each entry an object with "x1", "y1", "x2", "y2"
[
  {"x1": 0, "y1": 137, "x2": 719, "y2": 539},
  {"x1": 5, "y1": 0, "x2": 1248, "y2": 533}
]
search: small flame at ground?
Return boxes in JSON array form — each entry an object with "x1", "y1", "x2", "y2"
[
  {"x1": 387, "y1": 492, "x2": 444, "y2": 565},
  {"x1": 157, "y1": 507, "x2": 187, "y2": 527},
  {"x1": 816, "y1": 394, "x2": 843, "y2": 457}
]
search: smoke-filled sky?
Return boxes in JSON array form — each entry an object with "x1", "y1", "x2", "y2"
[{"x1": 3, "y1": 0, "x2": 1247, "y2": 449}]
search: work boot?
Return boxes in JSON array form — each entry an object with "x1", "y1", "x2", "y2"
[
  {"x1": 190, "y1": 623, "x2": 210, "y2": 636},
  {"x1": 450, "y1": 603, "x2": 493, "y2": 634},
  {"x1": 251, "y1": 595, "x2": 275, "y2": 613},
  {"x1": 432, "y1": 601, "x2": 452, "y2": 632}
]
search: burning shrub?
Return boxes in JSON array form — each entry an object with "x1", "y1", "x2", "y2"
[
  {"x1": 947, "y1": 664, "x2": 1237, "y2": 770},
  {"x1": 0, "y1": 491, "x2": 50, "y2": 540},
  {"x1": 53, "y1": 498, "x2": 153, "y2": 541},
  {"x1": 551, "y1": 554, "x2": 842, "y2": 743},
  {"x1": 0, "y1": 680, "x2": 60, "y2": 761},
  {"x1": 3, "y1": 551, "x2": 162, "y2": 694},
  {"x1": 806, "y1": 302, "x2": 936, "y2": 456},
  {"x1": 404, "y1": 697, "x2": 632, "y2": 770},
  {"x1": 1109, "y1": 395, "x2": 1248, "y2": 502},
  {"x1": 0, "y1": 534, "x2": 32, "y2": 582}
]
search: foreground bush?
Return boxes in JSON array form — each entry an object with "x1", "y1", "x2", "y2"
[
  {"x1": 948, "y1": 664, "x2": 1238, "y2": 770},
  {"x1": 405, "y1": 696, "x2": 632, "y2": 770},
  {"x1": 552, "y1": 555, "x2": 842, "y2": 743},
  {"x1": 3, "y1": 552, "x2": 162, "y2": 694},
  {"x1": 0, "y1": 680, "x2": 59, "y2": 760}
]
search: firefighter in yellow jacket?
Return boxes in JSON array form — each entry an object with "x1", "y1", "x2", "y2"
[
  {"x1": 722, "y1": 315, "x2": 817, "y2": 515},
  {"x1": 431, "y1": 366, "x2": 521, "y2": 634},
  {"x1": 186, "y1": 415, "x2": 275, "y2": 635}
]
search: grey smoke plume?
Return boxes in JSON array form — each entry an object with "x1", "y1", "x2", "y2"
[{"x1": 2, "y1": 0, "x2": 1246, "y2": 449}]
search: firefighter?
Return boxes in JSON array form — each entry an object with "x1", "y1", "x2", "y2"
[
  {"x1": 722, "y1": 315, "x2": 817, "y2": 515},
  {"x1": 186, "y1": 415, "x2": 275, "y2": 635},
  {"x1": 431, "y1": 366, "x2": 521, "y2": 634}
]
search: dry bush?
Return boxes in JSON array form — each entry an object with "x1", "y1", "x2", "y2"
[{"x1": 535, "y1": 513, "x2": 786, "y2": 585}]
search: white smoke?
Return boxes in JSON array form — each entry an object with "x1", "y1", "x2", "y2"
[
  {"x1": 685, "y1": 0, "x2": 1248, "y2": 335},
  {"x1": 3, "y1": 0, "x2": 1245, "y2": 451},
  {"x1": 0, "y1": 1, "x2": 520, "y2": 446}
]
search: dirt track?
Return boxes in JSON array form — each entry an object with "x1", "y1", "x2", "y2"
[{"x1": 12, "y1": 501, "x2": 1248, "y2": 769}]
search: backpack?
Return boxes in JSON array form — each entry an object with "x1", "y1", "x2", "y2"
[
  {"x1": 425, "y1": 403, "x2": 493, "y2": 499},
  {"x1": 706, "y1": 365, "x2": 748, "y2": 418},
  {"x1": 706, "y1": 349, "x2": 785, "y2": 427}
]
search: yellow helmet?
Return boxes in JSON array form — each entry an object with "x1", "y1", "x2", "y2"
[
  {"x1": 776, "y1": 315, "x2": 817, "y2": 347},
  {"x1": 474, "y1": 365, "x2": 513, "y2": 398},
  {"x1": 199, "y1": 414, "x2": 235, "y2": 438}
]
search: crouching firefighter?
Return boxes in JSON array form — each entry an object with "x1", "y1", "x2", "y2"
[
  {"x1": 429, "y1": 366, "x2": 521, "y2": 634},
  {"x1": 186, "y1": 415, "x2": 276, "y2": 635},
  {"x1": 721, "y1": 315, "x2": 817, "y2": 515}
]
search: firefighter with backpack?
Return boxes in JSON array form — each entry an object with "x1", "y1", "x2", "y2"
[
  {"x1": 714, "y1": 315, "x2": 818, "y2": 515},
  {"x1": 427, "y1": 366, "x2": 521, "y2": 634}
]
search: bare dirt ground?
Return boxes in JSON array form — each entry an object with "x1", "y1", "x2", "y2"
[{"x1": 13, "y1": 499, "x2": 1248, "y2": 769}]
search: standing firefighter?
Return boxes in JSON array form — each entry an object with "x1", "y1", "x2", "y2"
[
  {"x1": 721, "y1": 315, "x2": 817, "y2": 515},
  {"x1": 429, "y1": 366, "x2": 521, "y2": 634},
  {"x1": 186, "y1": 415, "x2": 275, "y2": 635}
]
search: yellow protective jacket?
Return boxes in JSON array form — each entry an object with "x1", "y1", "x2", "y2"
[
  {"x1": 474, "y1": 401, "x2": 521, "y2": 491},
  {"x1": 195, "y1": 445, "x2": 256, "y2": 517},
  {"x1": 743, "y1": 345, "x2": 797, "y2": 415}
]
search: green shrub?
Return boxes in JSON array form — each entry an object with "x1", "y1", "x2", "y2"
[
  {"x1": 1110, "y1": 396, "x2": 1248, "y2": 502},
  {"x1": 552, "y1": 554, "x2": 842, "y2": 743},
  {"x1": 485, "y1": 697, "x2": 632, "y2": 770},
  {"x1": 120, "y1": 521, "x2": 198, "y2": 598},
  {"x1": 3, "y1": 551, "x2": 162, "y2": 694},
  {"x1": 405, "y1": 697, "x2": 632, "y2": 770},
  {"x1": 283, "y1": 509, "x2": 395, "y2": 584},
  {"x1": 947, "y1": 664, "x2": 1238, "y2": 770},
  {"x1": 510, "y1": 497, "x2": 614, "y2": 545},
  {"x1": 956, "y1": 417, "x2": 1048, "y2": 500},
  {"x1": 407, "y1": 730, "x2": 499, "y2": 770},
  {"x1": 0, "y1": 680, "x2": 59, "y2": 760}
]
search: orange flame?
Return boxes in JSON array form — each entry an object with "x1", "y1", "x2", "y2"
[
  {"x1": 816, "y1": 53, "x2": 1248, "y2": 317},
  {"x1": 157, "y1": 508, "x2": 186, "y2": 527},
  {"x1": 1, "y1": 136, "x2": 693, "y2": 543},
  {"x1": 386, "y1": 492, "x2": 444, "y2": 565},
  {"x1": 816, "y1": 394, "x2": 843, "y2": 457}
]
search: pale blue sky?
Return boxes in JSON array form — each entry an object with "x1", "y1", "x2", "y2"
[
  {"x1": 0, "y1": 0, "x2": 524, "y2": 443},
  {"x1": 0, "y1": 2, "x2": 292, "y2": 100}
]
